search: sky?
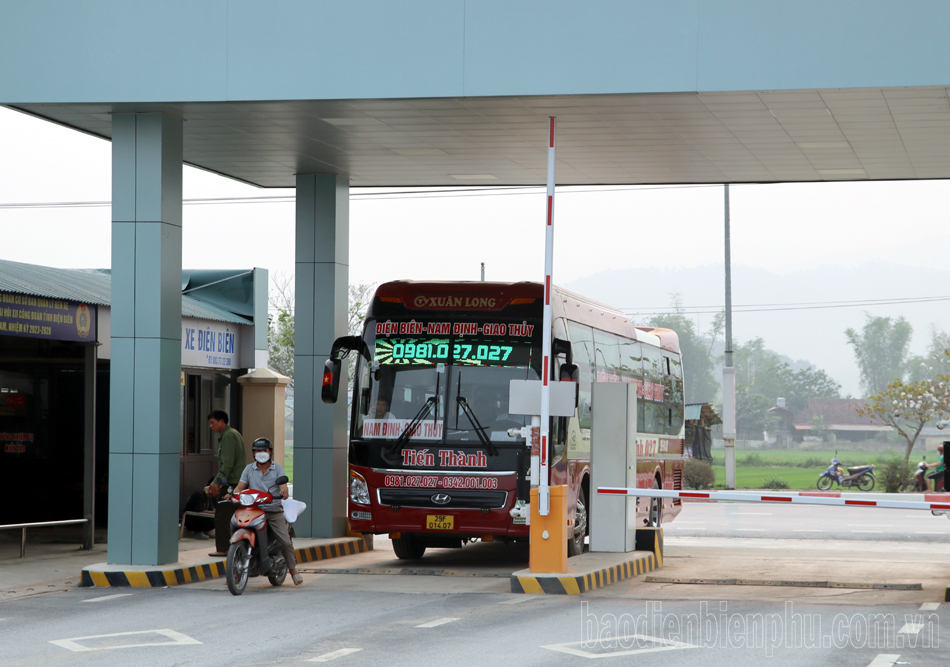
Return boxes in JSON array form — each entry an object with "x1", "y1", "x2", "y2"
[{"x1": 3, "y1": 106, "x2": 950, "y2": 396}]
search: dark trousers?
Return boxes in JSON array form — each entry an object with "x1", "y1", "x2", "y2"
[{"x1": 215, "y1": 502, "x2": 237, "y2": 553}]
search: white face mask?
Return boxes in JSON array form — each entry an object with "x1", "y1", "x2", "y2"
[{"x1": 255, "y1": 451, "x2": 271, "y2": 464}]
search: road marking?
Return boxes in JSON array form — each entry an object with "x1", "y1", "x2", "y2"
[
  {"x1": 497, "y1": 597, "x2": 537, "y2": 604},
  {"x1": 542, "y1": 635, "x2": 697, "y2": 658},
  {"x1": 82, "y1": 593, "x2": 133, "y2": 603},
  {"x1": 49, "y1": 629, "x2": 201, "y2": 652},
  {"x1": 866, "y1": 655, "x2": 901, "y2": 667},
  {"x1": 898, "y1": 623, "x2": 924, "y2": 634},
  {"x1": 732, "y1": 513, "x2": 773, "y2": 515},
  {"x1": 415, "y1": 618, "x2": 459, "y2": 628},
  {"x1": 308, "y1": 648, "x2": 363, "y2": 662},
  {"x1": 920, "y1": 603, "x2": 940, "y2": 610},
  {"x1": 850, "y1": 530, "x2": 883, "y2": 533},
  {"x1": 792, "y1": 529, "x2": 825, "y2": 532},
  {"x1": 734, "y1": 528, "x2": 765, "y2": 531},
  {"x1": 848, "y1": 524, "x2": 893, "y2": 528},
  {"x1": 914, "y1": 531, "x2": 945, "y2": 534}
]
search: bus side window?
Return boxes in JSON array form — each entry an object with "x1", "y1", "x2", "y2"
[{"x1": 567, "y1": 321, "x2": 594, "y2": 432}]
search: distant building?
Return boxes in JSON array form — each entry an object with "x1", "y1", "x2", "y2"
[{"x1": 791, "y1": 398, "x2": 890, "y2": 442}]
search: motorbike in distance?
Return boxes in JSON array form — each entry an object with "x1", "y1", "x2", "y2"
[
  {"x1": 225, "y1": 474, "x2": 291, "y2": 596},
  {"x1": 816, "y1": 458, "x2": 876, "y2": 491},
  {"x1": 901, "y1": 458, "x2": 946, "y2": 493}
]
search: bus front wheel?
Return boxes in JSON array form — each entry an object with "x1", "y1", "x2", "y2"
[
  {"x1": 392, "y1": 533, "x2": 426, "y2": 560},
  {"x1": 647, "y1": 478, "x2": 662, "y2": 527}
]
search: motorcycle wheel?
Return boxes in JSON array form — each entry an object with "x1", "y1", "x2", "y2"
[
  {"x1": 857, "y1": 473, "x2": 875, "y2": 492},
  {"x1": 268, "y1": 556, "x2": 288, "y2": 587},
  {"x1": 226, "y1": 541, "x2": 250, "y2": 596},
  {"x1": 817, "y1": 475, "x2": 834, "y2": 491}
]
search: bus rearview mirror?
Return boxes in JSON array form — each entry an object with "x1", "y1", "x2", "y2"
[{"x1": 321, "y1": 358, "x2": 342, "y2": 404}]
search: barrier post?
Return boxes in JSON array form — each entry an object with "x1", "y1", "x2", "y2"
[{"x1": 529, "y1": 485, "x2": 568, "y2": 573}]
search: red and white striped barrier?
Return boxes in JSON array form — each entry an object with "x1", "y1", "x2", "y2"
[{"x1": 596, "y1": 487, "x2": 950, "y2": 514}]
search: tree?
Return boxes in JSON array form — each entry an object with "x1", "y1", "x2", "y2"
[
  {"x1": 856, "y1": 374, "x2": 950, "y2": 461},
  {"x1": 266, "y1": 274, "x2": 377, "y2": 387},
  {"x1": 268, "y1": 272, "x2": 295, "y2": 389},
  {"x1": 650, "y1": 294, "x2": 723, "y2": 404},
  {"x1": 845, "y1": 313, "x2": 913, "y2": 396},
  {"x1": 906, "y1": 328, "x2": 950, "y2": 383},
  {"x1": 730, "y1": 338, "x2": 840, "y2": 439}
]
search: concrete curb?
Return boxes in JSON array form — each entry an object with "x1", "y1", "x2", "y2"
[
  {"x1": 510, "y1": 528, "x2": 663, "y2": 595},
  {"x1": 80, "y1": 536, "x2": 372, "y2": 588}
]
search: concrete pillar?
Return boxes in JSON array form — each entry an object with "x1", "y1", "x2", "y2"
[
  {"x1": 237, "y1": 368, "x2": 291, "y2": 465},
  {"x1": 293, "y1": 174, "x2": 348, "y2": 538},
  {"x1": 108, "y1": 113, "x2": 182, "y2": 565}
]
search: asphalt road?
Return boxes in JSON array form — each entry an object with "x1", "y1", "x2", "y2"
[
  {"x1": 2, "y1": 504, "x2": 949, "y2": 667},
  {"x1": 3, "y1": 581, "x2": 947, "y2": 667},
  {"x1": 663, "y1": 503, "x2": 950, "y2": 542}
]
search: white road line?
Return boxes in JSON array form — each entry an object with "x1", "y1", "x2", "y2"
[
  {"x1": 792, "y1": 529, "x2": 825, "y2": 532},
  {"x1": 848, "y1": 525, "x2": 893, "y2": 528},
  {"x1": 415, "y1": 618, "x2": 459, "y2": 628},
  {"x1": 49, "y1": 629, "x2": 201, "y2": 652},
  {"x1": 734, "y1": 528, "x2": 765, "y2": 531},
  {"x1": 731, "y1": 513, "x2": 773, "y2": 515},
  {"x1": 307, "y1": 648, "x2": 363, "y2": 662},
  {"x1": 866, "y1": 655, "x2": 900, "y2": 667},
  {"x1": 82, "y1": 593, "x2": 133, "y2": 603},
  {"x1": 850, "y1": 530, "x2": 884, "y2": 533},
  {"x1": 914, "y1": 531, "x2": 945, "y2": 535},
  {"x1": 899, "y1": 623, "x2": 924, "y2": 634},
  {"x1": 497, "y1": 597, "x2": 536, "y2": 605},
  {"x1": 920, "y1": 602, "x2": 940, "y2": 610}
]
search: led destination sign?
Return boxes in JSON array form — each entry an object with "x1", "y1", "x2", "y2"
[{"x1": 375, "y1": 336, "x2": 533, "y2": 368}]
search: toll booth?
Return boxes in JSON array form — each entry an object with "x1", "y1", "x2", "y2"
[{"x1": 588, "y1": 382, "x2": 638, "y2": 552}]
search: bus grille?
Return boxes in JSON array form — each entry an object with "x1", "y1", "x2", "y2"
[
  {"x1": 377, "y1": 489, "x2": 508, "y2": 510},
  {"x1": 672, "y1": 469, "x2": 683, "y2": 505}
]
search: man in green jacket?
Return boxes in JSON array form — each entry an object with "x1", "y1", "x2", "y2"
[{"x1": 208, "y1": 410, "x2": 246, "y2": 555}]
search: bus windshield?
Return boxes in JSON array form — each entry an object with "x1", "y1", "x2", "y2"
[{"x1": 354, "y1": 321, "x2": 540, "y2": 447}]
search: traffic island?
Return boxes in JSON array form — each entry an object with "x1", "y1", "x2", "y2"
[
  {"x1": 510, "y1": 527, "x2": 663, "y2": 594},
  {"x1": 80, "y1": 535, "x2": 372, "y2": 588}
]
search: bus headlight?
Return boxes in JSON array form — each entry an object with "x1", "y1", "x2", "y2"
[{"x1": 349, "y1": 471, "x2": 371, "y2": 506}]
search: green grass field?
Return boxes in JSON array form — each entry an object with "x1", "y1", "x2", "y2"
[{"x1": 708, "y1": 447, "x2": 903, "y2": 490}]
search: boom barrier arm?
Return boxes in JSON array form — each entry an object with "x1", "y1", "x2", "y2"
[{"x1": 596, "y1": 487, "x2": 950, "y2": 515}]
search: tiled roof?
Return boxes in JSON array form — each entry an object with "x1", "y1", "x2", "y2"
[{"x1": 791, "y1": 398, "x2": 877, "y2": 427}]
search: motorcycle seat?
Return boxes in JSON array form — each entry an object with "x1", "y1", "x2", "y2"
[{"x1": 846, "y1": 466, "x2": 870, "y2": 474}]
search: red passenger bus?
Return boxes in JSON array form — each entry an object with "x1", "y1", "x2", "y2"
[{"x1": 322, "y1": 281, "x2": 684, "y2": 559}]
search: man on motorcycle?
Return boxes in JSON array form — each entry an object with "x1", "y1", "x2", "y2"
[
  {"x1": 927, "y1": 443, "x2": 946, "y2": 492},
  {"x1": 232, "y1": 438, "x2": 303, "y2": 586}
]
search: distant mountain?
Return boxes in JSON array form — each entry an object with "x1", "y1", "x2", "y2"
[{"x1": 564, "y1": 261, "x2": 950, "y2": 397}]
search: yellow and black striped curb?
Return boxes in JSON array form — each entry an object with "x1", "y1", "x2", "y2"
[
  {"x1": 511, "y1": 552, "x2": 660, "y2": 594},
  {"x1": 510, "y1": 528, "x2": 663, "y2": 595},
  {"x1": 296, "y1": 536, "x2": 370, "y2": 563},
  {"x1": 80, "y1": 536, "x2": 372, "y2": 588}
]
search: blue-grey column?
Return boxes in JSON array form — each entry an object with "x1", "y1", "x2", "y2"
[
  {"x1": 108, "y1": 113, "x2": 183, "y2": 565},
  {"x1": 294, "y1": 174, "x2": 349, "y2": 538}
]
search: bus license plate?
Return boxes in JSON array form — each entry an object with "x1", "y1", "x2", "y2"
[{"x1": 426, "y1": 515, "x2": 454, "y2": 530}]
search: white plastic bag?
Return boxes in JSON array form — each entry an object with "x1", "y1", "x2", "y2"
[{"x1": 282, "y1": 497, "x2": 307, "y2": 523}]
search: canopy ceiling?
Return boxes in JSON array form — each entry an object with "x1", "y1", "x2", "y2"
[{"x1": 13, "y1": 85, "x2": 950, "y2": 188}]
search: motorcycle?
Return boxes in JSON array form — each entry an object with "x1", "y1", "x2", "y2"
[
  {"x1": 901, "y1": 458, "x2": 945, "y2": 493},
  {"x1": 816, "y1": 458, "x2": 875, "y2": 491},
  {"x1": 225, "y1": 474, "x2": 291, "y2": 596}
]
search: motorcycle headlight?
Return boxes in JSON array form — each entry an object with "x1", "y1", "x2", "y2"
[
  {"x1": 349, "y1": 471, "x2": 371, "y2": 506},
  {"x1": 240, "y1": 493, "x2": 256, "y2": 506}
]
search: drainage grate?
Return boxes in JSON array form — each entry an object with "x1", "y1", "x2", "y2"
[{"x1": 645, "y1": 576, "x2": 921, "y2": 590}]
